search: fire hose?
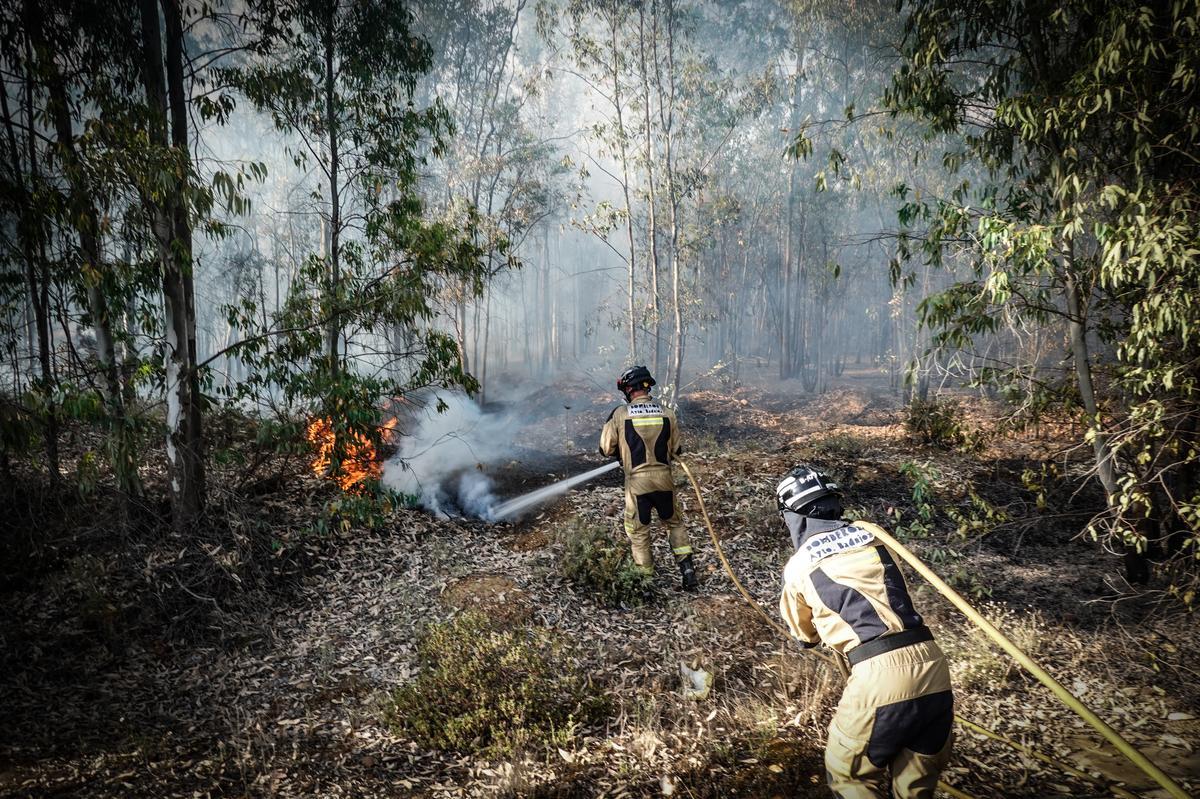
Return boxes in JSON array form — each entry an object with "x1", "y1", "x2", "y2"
[{"x1": 675, "y1": 458, "x2": 1187, "y2": 799}]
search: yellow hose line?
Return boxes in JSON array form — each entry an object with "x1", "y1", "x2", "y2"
[
  {"x1": 675, "y1": 459, "x2": 1168, "y2": 799},
  {"x1": 676, "y1": 462, "x2": 830, "y2": 650},
  {"x1": 858, "y1": 525, "x2": 1189, "y2": 799}
]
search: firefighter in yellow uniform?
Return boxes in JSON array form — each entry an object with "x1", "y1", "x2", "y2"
[
  {"x1": 600, "y1": 366, "x2": 699, "y2": 591},
  {"x1": 775, "y1": 465, "x2": 953, "y2": 798}
]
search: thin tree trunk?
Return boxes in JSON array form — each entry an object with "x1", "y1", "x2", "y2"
[
  {"x1": 660, "y1": 0, "x2": 684, "y2": 398},
  {"x1": 324, "y1": 13, "x2": 341, "y2": 377},
  {"x1": 139, "y1": 0, "x2": 201, "y2": 529},
  {"x1": 45, "y1": 48, "x2": 138, "y2": 494},
  {"x1": 606, "y1": 9, "x2": 637, "y2": 362},
  {"x1": 2, "y1": 31, "x2": 58, "y2": 485},
  {"x1": 162, "y1": 0, "x2": 203, "y2": 506},
  {"x1": 1064, "y1": 270, "x2": 1118, "y2": 498},
  {"x1": 639, "y1": 4, "x2": 661, "y2": 377},
  {"x1": 479, "y1": 281, "x2": 492, "y2": 401},
  {"x1": 457, "y1": 290, "x2": 470, "y2": 374},
  {"x1": 542, "y1": 231, "x2": 552, "y2": 374}
]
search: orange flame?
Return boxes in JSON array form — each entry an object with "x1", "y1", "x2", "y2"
[{"x1": 306, "y1": 416, "x2": 398, "y2": 492}]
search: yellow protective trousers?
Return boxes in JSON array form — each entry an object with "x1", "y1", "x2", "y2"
[
  {"x1": 825, "y1": 639, "x2": 953, "y2": 799},
  {"x1": 622, "y1": 477, "x2": 691, "y2": 570}
]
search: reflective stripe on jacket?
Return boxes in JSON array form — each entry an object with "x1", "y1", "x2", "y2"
[{"x1": 599, "y1": 396, "x2": 680, "y2": 491}]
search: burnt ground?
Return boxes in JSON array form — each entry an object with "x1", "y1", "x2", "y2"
[{"x1": 2, "y1": 366, "x2": 1199, "y2": 798}]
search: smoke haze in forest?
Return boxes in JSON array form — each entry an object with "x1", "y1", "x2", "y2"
[{"x1": 1, "y1": 0, "x2": 1196, "y2": 575}]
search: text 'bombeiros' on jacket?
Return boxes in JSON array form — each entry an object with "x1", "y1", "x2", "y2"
[{"x1": 779, "y1": 515, "x2": 926, "y2": 658}]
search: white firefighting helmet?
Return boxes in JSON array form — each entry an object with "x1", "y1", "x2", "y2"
[{"x1": 775, "y1": 465, "x2": 840, "y2": 514}]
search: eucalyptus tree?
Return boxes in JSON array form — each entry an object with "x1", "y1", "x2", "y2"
[
  {"x1": 224, "y1": 0, "x2": 496, "y2": 487},
  {"x1": 0, "y1": 0, "x2": 268, "y2": 525},
  {"x1": 413, "y1": 0, "x2": 563, "y2": 395},
  {"x1": 0, "y1": 1, "x2": 68, "y2": 486},
  {"x1": 1, "y1": 0, "x2": 189, "y2": 502},
  {"x1": 228, "y1": 0, "x2": 448, "y2": 378},
  {"x1": 135, "y1": 0, "x2": 213, "y2": 524},
  {"x1": 554, "y1": 0, "x2": 645, "y2": 362},
  {"x1": 888, "y1": 0, "x2": 1200, "y2": 582}
]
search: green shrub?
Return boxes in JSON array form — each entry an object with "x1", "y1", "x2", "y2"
[
  {"x1": 556, "y1": 516, "x2": 654, "y2": 607},
  {"x1": 893, "y1": 461, "x2": 995, "y2": 599},
  {"x1": 905, "y1": 397, "x2": 977, "y2": 450},
  {"x1": 386, "y1": 612, "x2": 609, "y2": 757},
  {"x1": 893, "y1": 460, "x2": 939, "y2": 540}
]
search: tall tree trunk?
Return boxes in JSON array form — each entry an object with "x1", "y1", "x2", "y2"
[
  {"x1": 639, "y1": 4, "x2": 662, "y2": 377},
  {"x1": 1064, "y1": 270, "x2": 1118, "y2": 498},
  {"x1": 660, "y1": 0, "x2": 684, "y2": 398},
  {"x1": 2, "y1": 30, "x2": 58, "y2": 486},
  {"x1": 323, "y1": 15, "x2": 341, "y2": 377},
  {"x1": 606, "y1": 11, "x2": 638, "y2": 362},
  {"x1": 542, "y1": 231, "x2": 552, "y2": 374},
  {"x1": 45, "y1": 59, "x2": 139, "y2": 495},
  {"x1": 784, "y1": 38, "x2": 811, "y2": 381},
  {"x1": 1065, "y1": 264, "x2": 1141, "y2": 581},
  {"x1": 456, "y1": 291, "x2": 470, "y2": 374},
  {"x1": 479, "y1": 282, "x2": 492, "y2": 402},
  {"x1": 163, "y1": 0, "x2": 203, "y2": 505},
  {"x1": 139, "y1": 0, "x2": 202, "y2": 529}
]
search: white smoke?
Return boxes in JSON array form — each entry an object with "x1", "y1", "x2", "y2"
[
  {"x1": 383, "y1": 392, "x2": 514, "y2": 519},
  {"x1": 456, "y1": 470, "x2": 501, "y2": 520}
]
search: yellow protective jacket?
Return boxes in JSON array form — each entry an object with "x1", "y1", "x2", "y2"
[
  {"x1": 599, "y1": 395, "x2": 680, "y2": 493},
  {"x1": 779, "y1": 517, "x2": 926, "y2": 657}
]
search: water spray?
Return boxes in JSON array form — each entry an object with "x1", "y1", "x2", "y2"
[{"x1": 489, "y1": 461, "x2": 620, "y2": 521}]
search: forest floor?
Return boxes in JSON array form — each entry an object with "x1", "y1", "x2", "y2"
[{"x1": 2, "y1": 365, "x2": 1199, "y2": 798}]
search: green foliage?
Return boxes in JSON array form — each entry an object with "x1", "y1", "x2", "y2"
[
  {"x1": 75, "y1": 450, "x2": 102, "y2": 498},
  {"x1": 896, "y1": 459, "x2": 1007, "y2": 541},
  {"x1": 889, "y1": 0, "x2": 1200, "y2": 580},
  {"x1": 922, "y1": 543, "x2": 993, "y2": 601},
  {"x1": 1020, "y1": 463, "x2": 1062, "y2": 513},
  {"x1": 556, "y1": 516, "x2": 654, "y2": 608},
  {"x1": 215, "y1": 0, "x2": 508, "y2": 491},
  {"x1": 904, "y1": 396, "x2": 983, "y2": 452},
  {"x1": 386, "y1": 612, "x2": 609, "y2": 757},
  {"x1": 892, "y1": 461, "x2": 996, "y2": 599},
  {"x1": 893, "y1": 460, "x2": 938, "y2": 539},
  {"x1": 945, "y1": 488, "x2": 1008, "y2": 539},
  {"x1": 310, "y1": 485, "x2": 400, "y2": 536},
  {"x1": 0, "y1": 397, "x2": 37, "y2": 462}
]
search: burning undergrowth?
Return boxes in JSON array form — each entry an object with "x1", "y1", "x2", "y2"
[
  {"x1": 306, "y1": 415, "x2": 398, "y2": 492},
  {"x1": 309, "y1": 388, "x2": 614, "y2": 522}
]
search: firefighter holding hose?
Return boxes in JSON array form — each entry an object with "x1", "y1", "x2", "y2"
[
  {"x1": 775, "y1": 465, "x2": 953, "y2": 799},
  {"x1": 600, "y1": 366, "x2": 699, "y2": 591}
]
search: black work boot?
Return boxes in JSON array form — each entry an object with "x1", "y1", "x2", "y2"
[{"x1": 677, "y1": 554, "x2": 699, "y2": 592}]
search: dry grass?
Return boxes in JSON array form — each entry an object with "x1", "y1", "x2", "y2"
[{"x1": 935, "y1": 602, "x2": 1051, "y2": 694}]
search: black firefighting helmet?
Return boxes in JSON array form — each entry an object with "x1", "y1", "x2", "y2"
[
  {"x1": 617, "y1": 365, "x2": 655, "y2": 399},
  {"x1": 776, "y1": 465, "x2": 841, "y2": 515}
]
